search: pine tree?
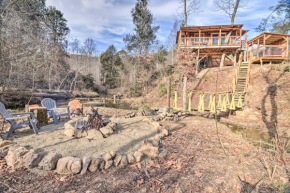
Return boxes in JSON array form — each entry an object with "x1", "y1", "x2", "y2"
[
  {"x1": 100, "y1": 45, "x2": 123, "y2": 88},
  {"x1": 123, "y1": 0, "x2": 159, "y2": 55},
  {"x1": 46, "y1": 6, "x2": 70, "y2": 48}
]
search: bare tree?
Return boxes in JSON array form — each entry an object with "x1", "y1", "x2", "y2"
[
  {"x1": 214, "y1": 0, "x2": 248, "y2": 25},
  {"x1": 176, "y1": 0, "x2": 201, "y2": 27}
]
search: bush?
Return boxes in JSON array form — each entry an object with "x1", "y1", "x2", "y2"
[
  {"x1": 284, "y1": 66, "x2": 290, "y2": 72},
  {"x1": 158, "y1": 83, "x2": 167, "y2": 96}
]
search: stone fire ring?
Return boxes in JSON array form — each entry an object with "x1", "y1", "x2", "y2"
[{"x1": 1, "y1": 118, "x2": 170, "y2": 176}]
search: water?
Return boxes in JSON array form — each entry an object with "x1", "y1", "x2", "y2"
[{"x1": 223, "y1": 122, "x2": 290, "y2": 150}]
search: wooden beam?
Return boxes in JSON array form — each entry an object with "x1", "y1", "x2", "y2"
[
  {"x1": 198, "y1": 53, "x2": 209, "y2": 63},
  {"x1": 219, "y1": 28, "x2": 221, "y2": 46},
  {"x1": 263, "y1": 34, "x2": 266, "y2": 57},
  {"x1": 265, "y1": 35, "x2": 272, "y2": 41}
]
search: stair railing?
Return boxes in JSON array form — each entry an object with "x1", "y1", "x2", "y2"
[{"x1": 232, "y1": 52, "x2": 244, "y2": 93}]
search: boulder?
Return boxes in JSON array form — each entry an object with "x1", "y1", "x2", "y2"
[
  {"x1": 143, "y1": 109, "x2": 156, "y2": 116},
  {"x1": 0, "y1": 145, "x2": 13, "y2": 159},
  {"x1": 127, "y1": 154, "x2": 136, "y2": 164},
  {"x1": 151, "y1": 122, "x2": 161, "y2": 129},
  {"x1": 99, "y1": 159, "x2": 105, "y2": 170},
  {"x1": 63, "y1": 119, "x2": 86, "y2": 138},
  {"x1": 133, "y1": 151, "x2": 144, "y2": 163},
  {"x1": 119, "y1": 155, "x2": 128, "y2": 168},
  {"x1": 5, "y1": 146, "x2": 29, "y2": 170},
  {"x1": 103, "y1": 153, "x2": 112, "y2": 161},
  {"x1": 144, "y1": 139, "x2": 159, "y2": 147},
  {"x1": 56, "y1": 157, "x2": 82, "y2": 175},
  {"x1": 138, "y1": 144, "x2": 159, "y2": 158},
  {"x1": 161, "y1": 129, "x2": 169, "y2": 136},
  {"x1": 86, "y1": 129, "x2": 104, "y2": 140},
  {"x1": 80, "y1": 157, "x2": 91, "y2": 175},
  {"x1": 100, "y1": 126, "x2": 114, "y2": 138},
  {"x1": 154, "y1": 133, "x2": 165, "y2": 141},
  {"x1": 88, "y1": 158, "x2": 102, "y2": 173},
  {"x1": 109, "y1": 151, "x2": 116, "y2": 159},
  {"x1": 104, "y1": 160, "x2": 113, "y2": 170},
  {"x1": 0, "y1": 140, "x2": 14, "y2": 148},
  {"x1": 38, "y1": 152, "x2": 62, "y2": 171},
  {"x1": 114, "y1": 154, "x2": 122, "y2": 167},
  {"x1": 23, "y1": 150, "x2": 44, "y2": 169},
  {"x1": 107, "y1": 122, "x2": 118, "y2": 132}
]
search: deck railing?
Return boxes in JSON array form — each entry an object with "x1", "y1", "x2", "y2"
[
  {"x1": 179, "y1": 36, "x2": 242, "y2": 47},
  {"x1": 249, "y1": 45, "x2": 288, "y2": 59}
]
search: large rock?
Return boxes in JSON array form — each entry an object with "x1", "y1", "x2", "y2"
[
  {"x1": 107, "y1": 122, "x2": 118, "y2": 132},
  {"x1": 151, "y1": 122, "x2": 161, "y2": 129},
  {"x1": 103, "y1": 153, "x2": 113, "y2": 161},
  {"x1": 133, "y1": 151, "x2": 144, "y2": 163},
  {"x1": 0, "y1": 140, "x2": 14, "y2": 148},
  {"x1": 80, "y1": 157, "x2": 91, "y2": 175},
  {"x1": 127, "y1": 154, "x2": 136, "y2": 164},
  {"x1": 88, "y1": 157, "x2": 102, "y2": 173},
  {"x1": 138, "y1": 144, "x2": 159, "y2": 158},
  {"x1": 5, "y1": 146, "x2": 29, "y2": 170},
  {"x1": 114, "y1": 154, "x2": 122, "y2": 167},
  {"x1": 119, "y1": 155, "x2": 128, "y2": 168},
  {"x1": 86, "y1": 129, "x2": 104, "y2": 140},
  {"x1": 100, "y1": 126, "x2": 114, "y2": 138},
  {"x1": 0, "y1": 145, "x2": 13, "y2": 159},
  {"x1": 63, "y1": 119, "x2": 86, "y2": 138},
  {"x1": 23, "y1": 150, "x2": 44, "y2": 169},
  {"x1": 38, "y1": 152, "x2": 62, "y2": 171},
  {"x1": 56, "y1": 157, "x2": 82, "y2": 175},
  {"x1": 104, "y1": 160, "x2": 113, "y2": 170}
]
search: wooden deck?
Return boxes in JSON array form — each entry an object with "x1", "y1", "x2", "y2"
[{"x1": 247, "y1": 32, "x2": 289, "y2": 65}]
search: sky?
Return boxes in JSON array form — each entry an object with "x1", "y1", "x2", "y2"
[{"x1": 46, "y1": 0, "x2": 278, "y2": 53}]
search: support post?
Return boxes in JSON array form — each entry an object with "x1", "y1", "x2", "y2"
[
  {"x1": 234, "y1": 52, "x2": 237, "y2": 66},
  {"x1": 183, "y1": 76, "x2": 187, "y2": 112},
  {"x1": 220, "y1": 53, "x2": 226, "y2": 70},
  {"x1": 167, "y1": 78, "x2": 171, "y2": 113}
]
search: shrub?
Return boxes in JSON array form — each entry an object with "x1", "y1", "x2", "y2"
[
  {"x1": 284, "y1": 66, "x2": 290, "y2": 72},
  {"x1": 158, "y1": 83, "x2": 167, "y2": 96}
]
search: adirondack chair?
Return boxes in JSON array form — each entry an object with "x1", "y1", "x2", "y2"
[
  {"x1": 0, "y1": 102, "x2": 39, "y2": 138},
  {"x1": 41, "y1": 98, "x2": 70, "y2": 124}
]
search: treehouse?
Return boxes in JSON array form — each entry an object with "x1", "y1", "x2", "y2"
[
  {"x1": 177, "y1": 24, "x2": 248, "y2": 68},
  {"x1": 247, "y1": 33, "x2": 290, "y2": 65}
]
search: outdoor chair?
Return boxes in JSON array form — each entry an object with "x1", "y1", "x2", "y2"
[
  {"x1": 0, "y1": 102, "x2": 39, "y2": 138},
  {"x1": 41, "y1": 98, "x2": 70, "y2": 124},
  {"x1": 68, "y1": 100, "x2": 83, "y2": 117}
]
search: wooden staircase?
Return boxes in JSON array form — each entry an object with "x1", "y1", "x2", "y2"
[{"x1": 232, "y1": 54, "x2": 252, "y2": 107}]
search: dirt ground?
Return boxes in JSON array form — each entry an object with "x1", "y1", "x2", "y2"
[
  {"x1": 1, "y1": 115, "x2": 289, "y2": 192},
  {"x1": 10, "y1": 116, "x2": 157, "y2": 158}
]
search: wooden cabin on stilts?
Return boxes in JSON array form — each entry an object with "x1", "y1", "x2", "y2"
[{"x1": 176, "y1": 24, "x2": 249, "y2": 73}]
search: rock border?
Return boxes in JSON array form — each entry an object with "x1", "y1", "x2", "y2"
[{"x1": 1, "y1": 120, "x2": 169, "y2": 176}]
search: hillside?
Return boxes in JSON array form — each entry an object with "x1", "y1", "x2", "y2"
[{"x1": 131, "y1": 64, "x2": 290, "y2": 132}]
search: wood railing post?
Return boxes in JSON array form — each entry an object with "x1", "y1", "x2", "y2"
[
  {"x1": 174, "y1": 91, "x2": 178, "y2": 109},
  {"x1": 188, "y1": 91, "x2": 192, "y2": 112}
]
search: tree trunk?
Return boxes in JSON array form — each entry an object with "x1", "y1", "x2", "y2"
[
  {"x1": 231, "y1": 0, "x2": 240, "y2": 24},
  {"x1": 184, "y1": 0, "x2": 187, "y2": 27}
]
